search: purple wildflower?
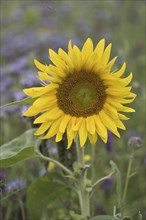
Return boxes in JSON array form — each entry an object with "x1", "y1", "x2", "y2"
[
  {"x1": 128, "y1": 136, "x2": 142, "y2": 149},
  {"x1": 96, "y1": 201, "x2": 106, "y2": 214},
  {"x1": 6, "y1": 178, "x2": 25, "y2": 193},
  {"x1": 100, "y1": 178, "x2": 113, "y2": 197},
  {"x1": 39, "y1": 168, "x2": 47, "y2": 177},
  {"x1": 105, "y1": 131, "x2": 113, "y2": 152}
]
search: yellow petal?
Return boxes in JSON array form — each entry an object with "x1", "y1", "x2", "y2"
[
  {"x1": 112, "y1": 97, "x2": 135, "y2": 104},
  {"x1": 101, "y1": 74, "x2": 127, "y2": 87},
  {"x1": 49, "y1": 64, "x2": 66, "y2": 78},
  {"x1": 68, "y1": 40, "x2": 73, "y2": 59},
  {"x1": 33, "y1": 108, "x2": 63, "y2": 124},
  {"x1": 88, "y1": 133, "x2": 98, "y2": 145},
  {"x1": 38, "y1": 72, "x2": 51, "y2": 81},
  {"x1": 23, "y1": 84, "x2": 58, "y2": 98},
  {"x1": 85, "y1": 52, "x2": 98, "y2": 71},
  {"x1": 121, "y1": 72, "x2": 133, "y2": 86},
  {"x1": 118, "y1": 113, "x2": 129, "y2": 120},
  {"x1": 86, "y1": 116, "x2": 95, "y2": 135},
  {"x1": 41, "y1": 117, "x2": 63, "y2": 139},
  {"x1": 79, "y1": 119, "x2": 87, "y2": 147},
  {"x1": 70, "y1": 116, "x2": 77, "y2": 128},
  {"x1": 104, "y1": 102, "x2": 118, "y2": 119},
  {"x1": 67, "y1": 134, "x2": 75, "y2": 149},
  {"x1": 67, "y1": 122, "x2": 76, "y2": 149},
  {"x1": 94, "y1": 38, "x2": 105, "y2": 58},
  {"x1": 23, "y1": 105, "x2": 40, "y2": 116},
  {"x1": 113, "y1": 62, "x2": 126, "y2": 77},
  {"x1": 106, "y1": 86, "x2": 132, "y2": 97},
  {"x1": 106, "y1": 98, "x2": 135, "y2": 112},
  {"x1": 34, "y1": 59, "x2": 49, "y2": 72},
  {"x1": 58, "y1": 48, "x2": 74, "y2": 71},
  {"x1": 59, "y1": 115, "x2": 71, "y2": 133},
  {"x1": 114, "y1": 119, "x2": 126, "y2": 130},
  {"x1": 49, "y1": 49, "x2": 66, "y2": 70},
  {"x1": 101, "y1": 43, "x2": 112, "y2": 65},
  {"x1": 93, "y1": 115, "x2": 108, "y2": 143},
  {"x1": 99, "y1": 110, "x2": 120, "y2": 138},
  {"x1": 127, "y1": 92, "x2": 137, "y2": 98},
  {"x1": 119, "y1": 106, "x2": 135, "y2": 113},
  {"x1": 72, "y1": 45, "x2": 82, "y2": 71},
  {"x1": 106, "y1": 98, "x2": 123, "y2": 109},
  {"x1": 55, "y1": 131, "x2": 63, "y2": 142},
  {"x1": 81, "y1": 38, "x2": 93, "y2": 64},
  {"x1": 105, "y1": 56, "x2": 118, "y2": 72},
  {"x1": 33, "y1": 95, "x2": 57, "y2": 107},
  {"x1": 38, "y1": 72, "x2": 61, "y2": 83},
  {"x1": 72, "y1": 117, "x2": 83, "y2": 131},
  {"x1": 34, "y1": 122, "x2": 52, "y2": 135}
]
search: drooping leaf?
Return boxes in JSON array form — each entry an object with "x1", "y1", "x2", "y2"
[
  {"x1": 0, "y1": 129, "x2": 40, "y2": 168},
  {"x1": 27, "y1": 174, "x2": 67, "y2": 220},
  {"x1": 91, "y1": 215, "x2": 116, "y2": 220},
  {"x1": 0, "y1": 97, "x2": 35, "y2": 109},
  {"x1": 122, "y1": 217, "x2": 132, "y2": 220}
]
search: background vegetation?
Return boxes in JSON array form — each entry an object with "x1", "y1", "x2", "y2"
[{"x1": 0, "y1": 0, "x2": 145, "y2": 219}]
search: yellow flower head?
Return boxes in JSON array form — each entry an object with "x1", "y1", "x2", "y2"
[{"x1": 23, "y1": 38, "x2": 136, "y2": 148}]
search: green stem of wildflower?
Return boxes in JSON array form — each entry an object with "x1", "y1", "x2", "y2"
[
  {"x1": 76, "y1": 136, "x2": 90, "y2": 218},
  {"x1": 36, "y1": 146, "x2": 73, "y2": 176},
  {"x1": 92, "y1": 171, "x2": 114, "y2": 189},
  {"x1": 91, "y1": 145, "x2": 96, "y2": 183},
  {"x1": 110, "y1": 160, "x2": 122, "y2": 212},
  {"x1": 122, "y1": 154, "x2": 133, "y2": 206},
  {"x1": 18, "y1": 197, "x2": 26, "y2": 220}
]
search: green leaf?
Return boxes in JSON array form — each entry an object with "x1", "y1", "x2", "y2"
[
  {"x1": 27, "y1": 174, "x2": 67, "y2": 220},
  {"x1": 0, "y1": 129, "x2": 41, "y2": 168},
  {"x1": 122, "y1": 217, "x2": 132, "y2": 220},
  {"x1": 91, "y1": 215, "x2": 116, "y2": 220},
  {"x1": 0, "y1": 97, "x2": 35, "y2": 108}
]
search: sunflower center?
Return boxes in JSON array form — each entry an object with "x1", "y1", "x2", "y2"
[
  {"x1": 56, "y1": 72, "x2": 107, "y2": 117},
  {"x1": 70, "y1": 82, "x2": 96, "y2": 108}
]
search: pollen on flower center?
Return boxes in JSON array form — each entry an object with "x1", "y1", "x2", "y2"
[{"x1": 56, "y1": 71, "x2": 107, "y2": 117}]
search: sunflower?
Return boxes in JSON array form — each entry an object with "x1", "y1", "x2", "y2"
[{"x1": 23, "y1": 38, "x2": 136, "y2": 148}]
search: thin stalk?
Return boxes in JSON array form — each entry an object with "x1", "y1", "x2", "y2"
[
  {"x1": 18, "y1": 198, "x2": 25, "y2": 220},
  {"x1": 36, "y1": 147, "x2": 73, "y2": 176},
  {"x1": 122, "y1": 154, "x2": 133, "y2": 204},
  {"x1": 91, "y1": 145, "x2": 96, "y2": 183},
  {"x1": 76, "y1": 136, "x2": 90, "y2": 218},
  {"x1": 92, "y1": 171, "x2": 114, "y2": 189}
]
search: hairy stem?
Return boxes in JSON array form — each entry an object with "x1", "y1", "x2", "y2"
[
  {"x1": 36, "y1": 146, "x2": 73, "y2": 176},
  {"x1": 122, "y1": 154, "x2": 133, "y2": 204},
  {"x1": 76, "y1": 137, "x2": 90, "y2": 218}
]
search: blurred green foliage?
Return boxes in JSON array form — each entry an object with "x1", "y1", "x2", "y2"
[{"x1": 0, "y1": 0, "x2": 145, "y2": 219}]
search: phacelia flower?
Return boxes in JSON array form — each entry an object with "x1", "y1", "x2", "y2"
[{"x1": 23, "y1": 38, "x2": 136, "y2": 148}]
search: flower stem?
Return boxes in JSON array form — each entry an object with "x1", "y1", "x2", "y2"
[
  {"x1": 18, "y1": 198, "x2": 25, "y2": 220},
  {"x1": 76, "y1": 137, "x2": 90, "y2": 218},
  {"x1": 122, "y1": 154, "x2": 133, "y2": 205},
  {"x1": 91, "y1": 145, "x2": 96, "y2": 183},
  {"x1": 36, "y1": 146, "x2": 73, "y2": 176},
  {"x1": 92, "y1": 171, "x2": 114, "y2": 189}
]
